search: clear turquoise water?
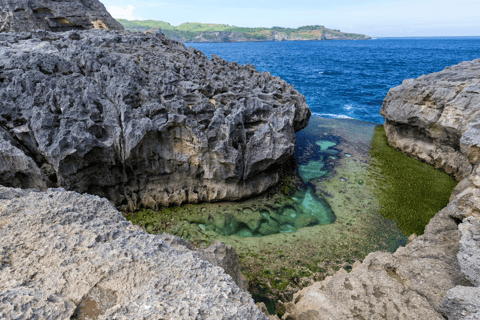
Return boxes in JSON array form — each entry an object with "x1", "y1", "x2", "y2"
[{"x1": 187, "y1": 38, "x2": 480, "y2": 124}]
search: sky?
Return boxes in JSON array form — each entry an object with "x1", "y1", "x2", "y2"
[{"x1": 101, "y1": 0, "x2": 480, "y2": 37}]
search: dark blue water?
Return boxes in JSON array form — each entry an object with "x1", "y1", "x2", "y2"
[{"x1": 187, "y1": 38, "x2": 480, "y2": 124}]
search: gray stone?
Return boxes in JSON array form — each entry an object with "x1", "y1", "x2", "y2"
[
  {"x1": 457, "y1": 216, "x2": 480, "y2": 286},
  {"x1": 0, "y1": 186, "x2": 267, "y2": 319},
  {"x1": 0, "y1": 0, "x2": 123, "y2": 33},
  {"x1": 158, "y1": 233, "x2": 248, "y2": 291},
  {"x1": 0, "y1": 30, "x2": 311, "y2": 211},
  {"x1": 440, "y1": 286, "x2": 480, "y2": 320},
  {"x1": 380, "y1": 58, "x2": 480, "y2": 181}
]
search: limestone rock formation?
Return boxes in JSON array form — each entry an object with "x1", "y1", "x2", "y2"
[
  {"x1": 277, "y1": 60, "x2": 480, "y2": 319},
  {"x1": 158, "y1": 233, "x2": 249, "y2": 291},
  {"x1": 380, "y1": 58, "x2": 480, "y2": 181},
  {"x1": 0, "y1": 30, "x2": 311, "y2": 211},
  {"x1": 0, "y1": 0, "x2": 123, "y2": 33},
  {"x1": 0, "y1": 186, "x2": 267, "y2": 319}
]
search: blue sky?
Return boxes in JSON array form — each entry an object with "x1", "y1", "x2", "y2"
[{"x1": 101, "y1": 0, "x2": 480, "y2": 37}]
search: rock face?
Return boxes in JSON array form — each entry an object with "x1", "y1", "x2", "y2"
[
  {"x1": 0, "y1": 0, "x2": 123, "y2": 33},
  {"x1": 0, "y1": 186, "x2": 267, "y2": 319},
  {"x1": 0, "y1": 30, "x2": 311, "y2": 211},
  {"x1": 280, "y1": 60, "x2": 480, "y2": 319},
  {"x1": 158, "y1": 233, "x2": 249, "y2": 291},
  {"x1": 380, "y1": 58, "x2": 480, "y2": 181}
]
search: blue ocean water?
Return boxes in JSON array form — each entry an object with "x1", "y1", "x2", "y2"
[{"x1": 187, "y1": 38, "x2": 480, "y2": 124}]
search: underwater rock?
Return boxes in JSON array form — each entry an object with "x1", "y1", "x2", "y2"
[
  {"x1": 380, "y1": 58, "x2": 480, "y2": 181},
  {"x1": 0, "y1": 30, "x2": 311, "y2": 210},
  {"x1": 0, "y1": 0, "x2": 124, "y2": 32},
  {"x1": 0, "y1": 186, "x2": 266, "y2": 319}
]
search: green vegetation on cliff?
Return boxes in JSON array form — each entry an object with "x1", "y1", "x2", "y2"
[{"x1": 117, "y1": 19, "x2": 371, "y2": 42}]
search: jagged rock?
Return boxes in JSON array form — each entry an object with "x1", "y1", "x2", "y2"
[
  {"x1": 158, "y1": 233, "x2": 248, "y2": 291},
  {"x1": 457, "y1": 216, "x2": 480, "y2": 286},
  {"x1": 0, "y1": 186, "x2": 267, "y2": 319},
  {"x1": 0, "y1": 30, "x2": 311, "y2": 210},
  {"x1": 380, "y1": 58, "x2": 480, "y2": 181},
  {"x1": 0, "y1": 0, "x2": 123, "y2": 33},
  {"x1": 440, "y1": 286, "x2": 480, "y2": 320}
]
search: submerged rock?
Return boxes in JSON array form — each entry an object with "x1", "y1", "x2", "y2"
[
  {"x1": 0, "y1": 0, "x2": 124, "y2": 32},
  {"x1": 0, "y1": 30, "x2": 311, "y2": 210},
  {"x1": 380, "y1": 58, "x2": 480, "y2": 181},
  {"x1": 0, "y1": 186, "x2": 267, "y2": 319}
]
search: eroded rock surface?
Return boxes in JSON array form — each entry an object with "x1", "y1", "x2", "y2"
[
  {"x1": 380, "y1": 58, "x2": 480, "y2": 181},
  {"x1": 0, "y1": 30, "x2": 310, "y2": 210},
  {"x1": 0, "y1": 0, "x2": 123, "y2": 32},
  {"x1": 0, "y1": 186, "x2": 267, "y2": 320}
]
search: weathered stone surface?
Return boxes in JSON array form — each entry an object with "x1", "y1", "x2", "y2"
[
  {"x1": 0, "y1": 30, "x2": 311, "y2": 211},
  {"x1": 158, "y1": 233, "x2": 248, "y2": 291},
  {"x1": 457, "y1": 216, "x2": 480, "y2": 287},
  {"x1": 0, "y1": 186, "x2": 267, "y2": 319},
  {"x1": 441, "y1": 286, "x2": 480, "y2": 320},
  {"x1": 0, "y1": 0, "x2": 123, "y2": 33},
  {"x1": 380, "y1": 58, "x2": 480, "y2": 181}
]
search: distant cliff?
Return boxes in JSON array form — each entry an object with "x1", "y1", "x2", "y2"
[{"x1": 117, "y1": 20, "x2": 372, "y2": 42}]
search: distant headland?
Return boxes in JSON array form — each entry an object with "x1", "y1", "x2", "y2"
[{"x1": 117, "y1": 19, "x2": 372, "y2": 42}]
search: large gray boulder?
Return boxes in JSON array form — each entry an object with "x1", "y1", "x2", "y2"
[
  {"x1": 0, "y1": 186, "x2": 267, "y2": 319},
  {"x1": 380, "y1": 58, "x2": 480, "y2": 181},
  {"x1": 0, "y1": 0, "x2": 123, "y2": 32},
  {"x1": 0, "y1": 30, "x2": 311, "y2": 211}
]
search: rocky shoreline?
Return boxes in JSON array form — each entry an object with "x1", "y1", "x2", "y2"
[
  {"x1": 0, "y1": 1, "x2": 479, "y2": 318},
  {"x1": 0, "y1": 29, "x2": 310, "y2": 212},
  {"x1": 275, "y1": 59, "x2": 480, "y2": 319}
]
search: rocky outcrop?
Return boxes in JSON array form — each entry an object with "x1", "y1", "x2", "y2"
[
  {"x1": 0, "y1": 186, "x2": 267, "y2": 319},
  {"x1": 276, "y1": 60, "x2": 480, "y2": 319},
  {"x1": 0, "y1": 29, "x2": 311, "y2": 211},
  {"x1": 0, "y1": 0, "x2": 123, "y2": 33},
  {"x1": 158, "y1": 233, "x2": 249, "y2": 291},
  {"x1": 380, "y1": 58, "x2": 480, "y2": 181}
]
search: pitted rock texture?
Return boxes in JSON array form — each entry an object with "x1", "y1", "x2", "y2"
[
  {"x1": 441, "y1": 286, "x2": 480, "y2": 320},
  {"x1": 0, "y1": 30, "x2": 311, "y2": 210},
  {"x1": 0, "y1": 186, "x2": 267, "y2": 320},
  {"x1": 380, "y1": 58, "x2": 480, "y2": 181},
  {"x1": 158, "y1": 233, "x2": 249, "y2": 291},
  {"x1": 0, "y1": 0, "x2": 123, "y2": 33}
]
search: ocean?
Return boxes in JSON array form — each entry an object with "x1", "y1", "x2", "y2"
[{"x1": 187, "y1": 38, "x2": 480, "y2": 124}]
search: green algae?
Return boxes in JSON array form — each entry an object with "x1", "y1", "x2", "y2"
[{"x1": 369, "y1": 126, "x2": 458, "y2": 236}]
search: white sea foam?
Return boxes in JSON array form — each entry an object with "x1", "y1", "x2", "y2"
[{"x1": 311, "y1": 113, "x2": 355, "y2": 119}]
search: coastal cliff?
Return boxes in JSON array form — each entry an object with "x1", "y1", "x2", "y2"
[
  {"x1": 118, "y1": 20, "x2": 372, "y2": 43},
  {"x1": 0, "y1": 0, "x2": 123, "y2": 32},
  {"x1": 0, "y1": 29, "x2": 310, "y2": 211},
  {"x1": 275, "y1": 59, "x2": 480, "y2": 320}
]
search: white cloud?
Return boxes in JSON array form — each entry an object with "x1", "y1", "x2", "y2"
[{"x1": 107, "y1": 5, "x2": 139, "y2": 20}]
